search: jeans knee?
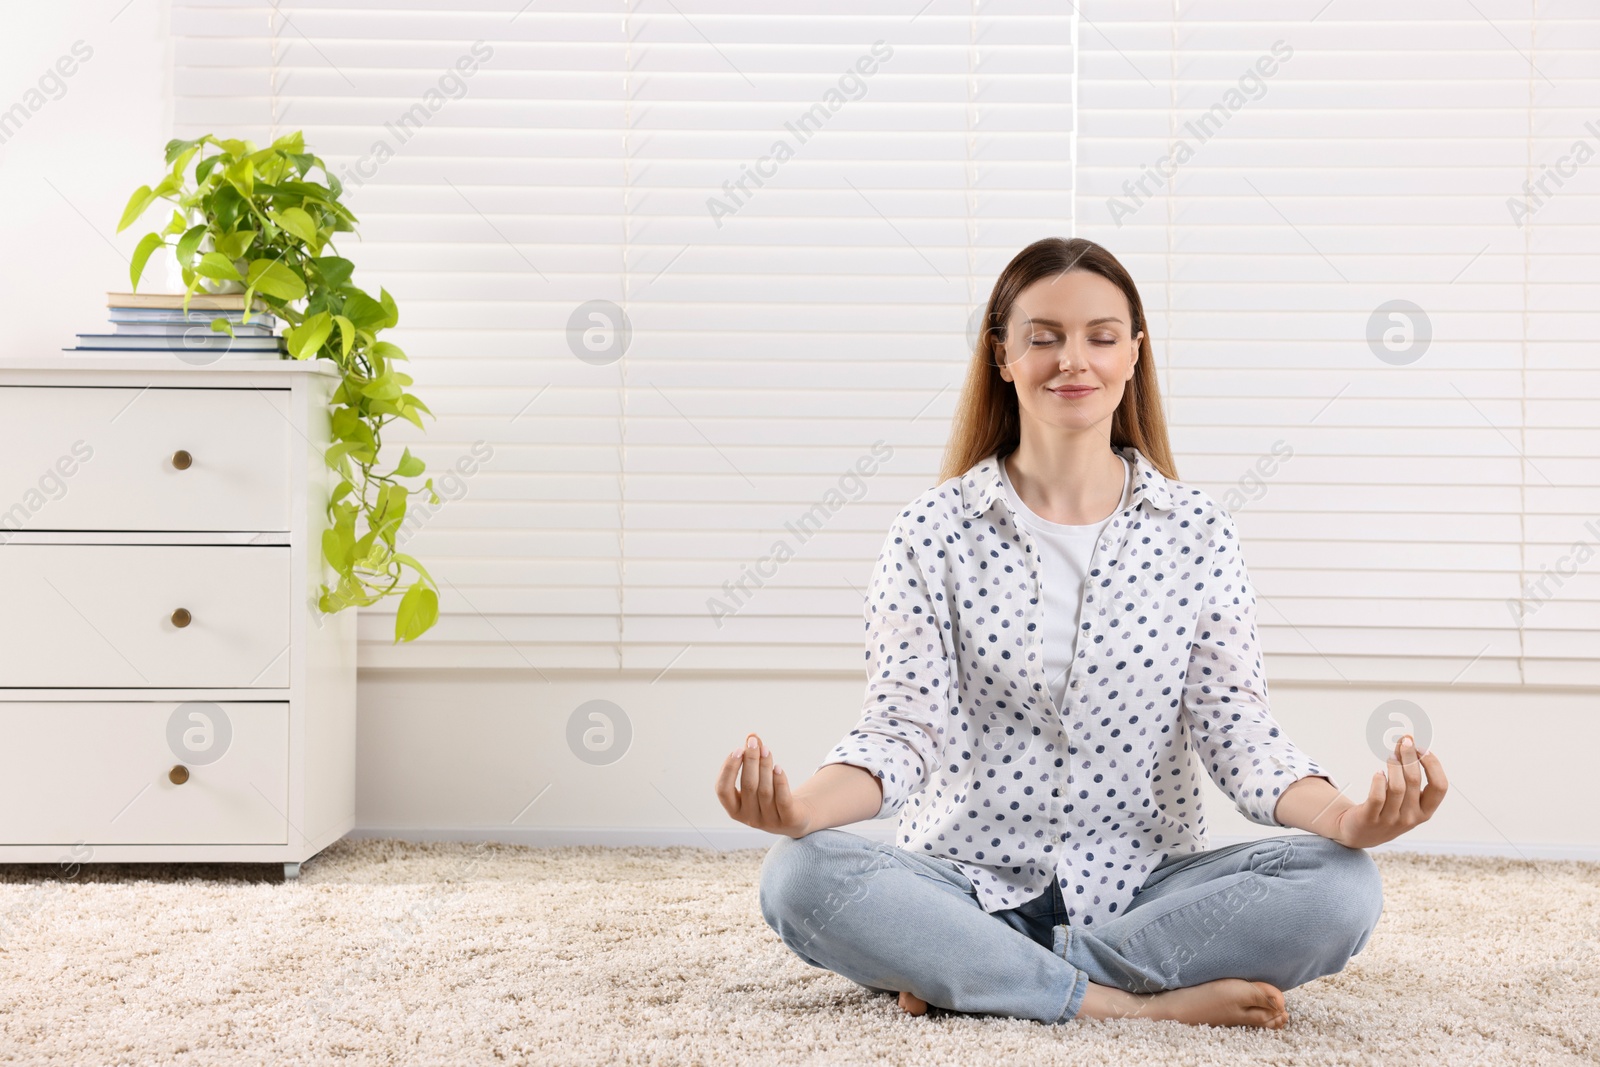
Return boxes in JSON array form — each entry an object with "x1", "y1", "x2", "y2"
[
  {"x1": 758, "y1": 834, "x2": 799, "y2": 925},
  {"x1": 1294, "y1": 836, "x2": 1384, "y2": 948},
  {"x1": 758, "y1": 829, "x2": 849, "y2": 930},
  {"x1": 1343, "y1": 848, "x2": 1384, "y2": 948}
]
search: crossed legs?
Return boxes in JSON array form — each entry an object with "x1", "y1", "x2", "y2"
[{"x1": 758, "y1": 828, "x2": 1383, "y2": 1025}]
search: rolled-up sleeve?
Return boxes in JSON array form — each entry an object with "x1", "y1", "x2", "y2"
[
  {"x1": 818, "y1": 515, "x2": 955, "y2": 820},
  {"x1": 1181, "y1": 510, "x2": 1334, "y2": 827}
]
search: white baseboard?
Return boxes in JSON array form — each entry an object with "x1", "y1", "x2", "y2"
[{"x1": 347, "y1": 825, "x2": 1600, "y2": 862}]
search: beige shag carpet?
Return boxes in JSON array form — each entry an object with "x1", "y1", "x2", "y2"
[{"x1": 1, "y1": 838, "x2": 1597, "y2": 1066}]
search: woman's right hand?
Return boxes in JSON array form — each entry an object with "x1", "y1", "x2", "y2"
[{"x1": 715, "y1": 732, "x2": 812, "y2": 838}]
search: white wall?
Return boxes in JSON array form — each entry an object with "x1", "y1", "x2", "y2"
[{"x1": 0, "y1": 2, "x2": 172, "y2": 358}]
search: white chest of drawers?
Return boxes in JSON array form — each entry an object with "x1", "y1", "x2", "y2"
[{"x1": 0, "y1": 358, "x2": 357, "y2": 879}]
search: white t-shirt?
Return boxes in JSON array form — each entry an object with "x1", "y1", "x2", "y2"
[{"x1": 997, "y1": 453, "x2": 1131, "y2": 713}]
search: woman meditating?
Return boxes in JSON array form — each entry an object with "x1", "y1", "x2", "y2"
[{"x1": 714, "y1": 236, "x2": 1448, "y2": 1028}]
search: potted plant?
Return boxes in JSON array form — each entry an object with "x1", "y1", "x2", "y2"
[{"x1": 117, "y1": 131, "x2": 440, "y2": 643}]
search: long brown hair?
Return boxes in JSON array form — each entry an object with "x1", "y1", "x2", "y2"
[{"x1": 938, "y1": 236, "x2": 1178, "y2": 484}]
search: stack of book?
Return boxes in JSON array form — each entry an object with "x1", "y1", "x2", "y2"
[{"x1": 65, "y1": 291, "x2": 285, "y2": 358}]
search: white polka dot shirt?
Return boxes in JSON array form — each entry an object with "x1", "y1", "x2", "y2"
[{"x1": 819, "y1": 444, "x2": 1332, "y2": 928}]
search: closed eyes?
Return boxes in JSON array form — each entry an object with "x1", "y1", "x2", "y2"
[{"x1": 1029, "y1": 336, "x2": 1118, "y2": 347}]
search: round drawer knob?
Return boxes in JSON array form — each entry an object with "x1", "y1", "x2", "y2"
[
  {"x1": 171, "y1": 608, "x2": 192, "y2": 628},
  {"x1": 169, "y1": 765, "x2": 190, "y2": 785},
  {"x1": 171, "y1": 450, "x2": 193, "y2": 470}
]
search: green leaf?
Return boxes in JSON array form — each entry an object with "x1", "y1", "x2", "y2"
[
  {"x1": 214, "y1": 229, "x2": 256, "y2": 260},
  {"x1": 272, "y1": 206, "x2": 318, "y2": 246},
  {"x1": 370, "y1": 341, "x2": 407, "y2": 363},
  {"x1": 393, "y1": 447, "x2": 425, "y2": 478},
  {"x1": 245, "y1": 258, "x2": 306, "y2": 301},
  {"x1": 378, "y1": 287, "x2": 400, "y2": 329},
  {"x1": 129, "y1": 232, "x2": 164, "y2": 292},
  {"x1": 224, "y1": 156, "x2": 254, "y2": 198},
  {"x1": 332, "y1": 314, "x2": 354, "y2": 357},
  {"x1": 210, "y1": 317, "x2": 235, "y2": 338},
  {"x1": 393, "y1": 583, "x2": 439, "y2": 643},
  {"x1": 238, "y1": 285, "x2": 268, "y2": 325},
  {"x1": 321, "y1": 527, "x2": 349, "y2": 571},
  {"x1": 210, "y1": 184, "x2": 244, "y2": 230},
  {"x1": 391, "y1": 551, "x2": 436, "y2": 586},
  {"x1": 272, "y1": 130, "x2": 306, "y2": 154},
  {"x1": 181, "y1": 281, "x2": 206, "y2": 316},
  {"x1": 313, "y1": 255, "x2": 354, "y2": 291},
  {"x1": 328, "y1": 572, "x2": 365, "y2": 608},
  {"x1": 286, "y1": 310, "x2": 332, "y2": 360},
  {"x1": 341, "y1": 290, "x2": 388, "y2": 330},
  {"x1": 175, "y1": 224, "x2": 207, "y2": 269},
  {"x1": 164, "y1": 136, "x2": 207, "y2": 165},
  {"x1": 362, "y1": 374, "x2": 403, "y2": 402},
  {"x1": 365, "y1": 401, "x2": 404, "y2": 422},
  {"x1": 170, "y1": 144, "x2": 201, "y2": 179},
  {"x1": 330, "y1": 406, "x2": 367, "y2": 442},
  {"x1": 162, "y1": 210, "x2": 188, "y2": 237},
  {"x1": 195, "y1": 251, "x2": 242, "y2": 282},
  {"x1": 117, "y1": 185, "x2": 156, "y2": 232},
  {"x1": 322, "y1": 440, "x2": 363, "y2": 476},
  {"x1": 331, "y1": 498, "x2": 357, "y2": 530},
  {"x1": 375, "y1": 483, "x2": 407, "y2": 534}
]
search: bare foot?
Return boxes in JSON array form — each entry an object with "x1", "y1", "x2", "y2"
[
  {"x1": 899, "y1": 978, "x2": 1286, "y2": 1029},
  {"x1": 1079, "y1": 978, "x2": 1288, "y2": 1029}
]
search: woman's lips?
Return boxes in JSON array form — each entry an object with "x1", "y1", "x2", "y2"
[{"x1": 1050, "y1": 386, "x2": 1095, "y2": 397}]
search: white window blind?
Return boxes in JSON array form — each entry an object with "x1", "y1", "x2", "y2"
[
  {"x1": 171, "y1": 2, "x2": 1598, "y2": 687},
  {"x1": 170, "y1": 1, "x2": 1077, "y2": 672},
  {"x1": 1074, "y1": 0, "x2": 1600, "y2": 687}
]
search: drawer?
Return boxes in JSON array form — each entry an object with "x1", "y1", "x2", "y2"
[
  {"x1": 0, "y1": 546, "x2": 290, "y2": 688},
  {"x1": 0, "y1": 701, "x2": 288, "y2": 845},
  {"x1": 0, "y1": 386, "x2": 291, "y2": 532}
]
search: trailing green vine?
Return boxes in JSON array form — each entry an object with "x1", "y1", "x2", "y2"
[{"x1": 118, "y1": 130, "x2": 440, "y2": 642}]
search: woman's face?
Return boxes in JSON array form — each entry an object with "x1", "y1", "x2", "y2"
[{"x1": 996, "y1": 270, "x2": 1142, "y2": 434}]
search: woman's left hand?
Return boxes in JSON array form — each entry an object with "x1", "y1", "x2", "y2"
[{"x1": 1333, "y1": 735, "x2": 1448, "y2": 849}]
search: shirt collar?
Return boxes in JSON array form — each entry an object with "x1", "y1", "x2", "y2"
[{"x1": 957, "y1": 444, "x2": 1176, "y2": 521}]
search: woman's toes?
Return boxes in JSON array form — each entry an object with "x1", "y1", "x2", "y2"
[{"x1": 898, "y1": 990, "x2": 929, "y2": 1016}]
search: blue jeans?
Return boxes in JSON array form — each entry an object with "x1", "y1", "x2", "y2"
[{"x1": 758, "y1": 828, "x2": 1383, "y2": 1024}]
